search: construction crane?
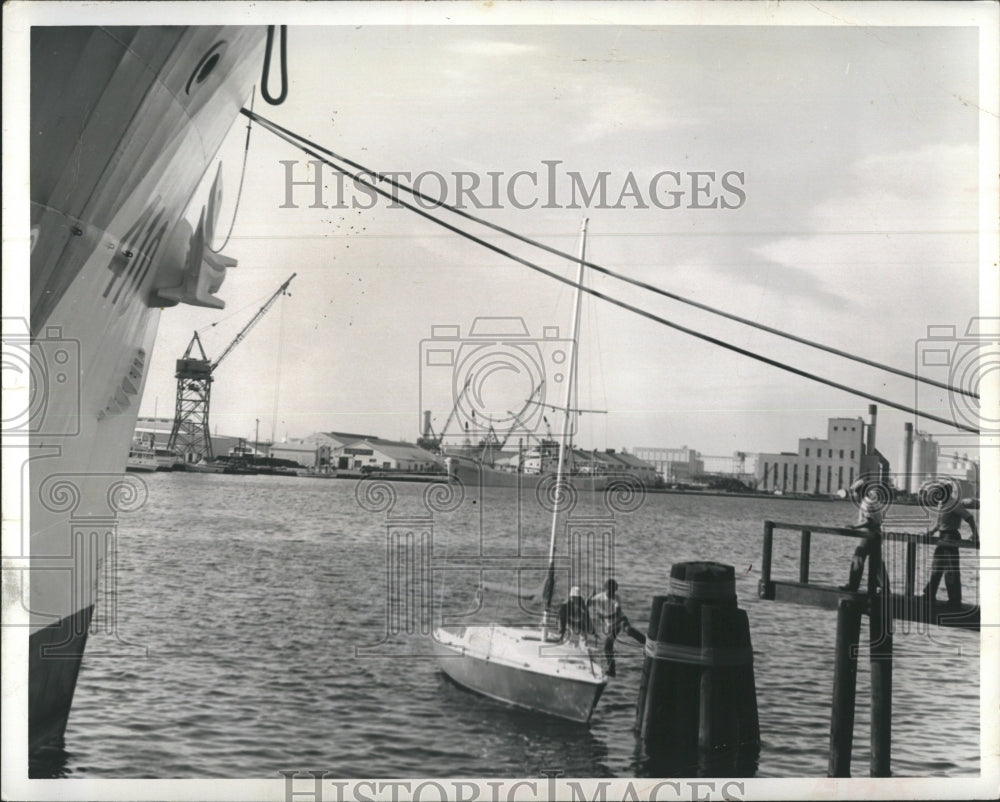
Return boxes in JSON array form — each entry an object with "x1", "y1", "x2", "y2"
[{"x1": 167, "y1": 273, "x2": 296, "y2": 462}]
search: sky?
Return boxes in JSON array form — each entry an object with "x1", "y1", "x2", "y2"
[{"x1": 135, "y1": 10, "x2": 995, "y2": 472}]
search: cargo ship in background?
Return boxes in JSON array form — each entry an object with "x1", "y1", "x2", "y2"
[
  {"x1": 25, "y1": 25, "x2": 267, "y2": 766},
  {"x1": 443, "y1": 445, "x2": 612, "y2": 491}
]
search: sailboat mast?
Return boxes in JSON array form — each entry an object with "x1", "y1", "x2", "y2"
[{"x1": 542, "y1": 218, "x2": 589, "y2": 631}]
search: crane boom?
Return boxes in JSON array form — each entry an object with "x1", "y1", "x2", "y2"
[
  {"x1": 167, "y1": 272, "x2": 296, "y2": 462},
  {"x1": 212, "y1": 273, "x2": 296, "y2": 370}
]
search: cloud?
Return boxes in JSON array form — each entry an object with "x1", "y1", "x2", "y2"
[
  {"x1": 574, "y1": 82, "x2": 702, "y2": 142},
  {"x1": 813, "y1": 143, "x2": 978, "y2": 233},
  {"x1": 746, "y1": 142, "x2": 978, "y2": 309}
]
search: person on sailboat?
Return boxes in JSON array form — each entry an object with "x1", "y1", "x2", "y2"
[
  {"x1": 587, "y1": 579, "x2": 646, "y2": 677},
  {"x1": 558, "y1": 586, "x2": 593, "y2": 645}
]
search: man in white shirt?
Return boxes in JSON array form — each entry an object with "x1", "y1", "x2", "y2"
[{"x1": 587, "y1": 579, "x2": 646, "y2": 677}]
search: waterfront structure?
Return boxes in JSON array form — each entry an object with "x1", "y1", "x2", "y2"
[
  {"x1": 756, "y1": 408, "x2": 890, "y2": 495},
  {"x1": 298, "y1": 430, "x2": 380, "y2": 450},
  {"x1": 633, "y1": 446, "x2": 704, "y2": 484},
  {"x1": 134, "y1": 416, "x2": 176, "y2": 447},
  {"x1": 292, "y1": 431, "x2": 382, "y2": 472},
  {"x1": 587, "y1": 449, "x2": 661, "y2": 485},
  {"x1": 134, "y1": 418, "x2": 285, "y2": 468},
  {"x1": 700, "y1": 453, "x2": 759, "y2": 488},
  {"x1": 334, "y1": 437, "x2": 442, "y2": 473},
  {"x1": 896, "y1": 424, "x2": 940, "y2": 493},
  {"x1": 267, "y1": 441, "x2": 323, "y2": 469}
]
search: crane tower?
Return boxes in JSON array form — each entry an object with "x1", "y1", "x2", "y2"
[{"x1": 167, "y1": 273, "x2": 296, "y2": 462}]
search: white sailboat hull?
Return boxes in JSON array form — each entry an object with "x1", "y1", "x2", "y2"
[{"x1": 434, "y1": 625, "x2": 608, "y2": 724}]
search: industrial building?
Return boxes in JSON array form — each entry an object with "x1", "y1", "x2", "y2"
[
  {"x1": 755, "y1": 406, "x2": 890, "y2": 495},
  {"x1": 333, "y1": 438, "x2": 442, "y2": 473},
  {"x1": 632, "y1": 445, "x2": 704, "y2": 484}
]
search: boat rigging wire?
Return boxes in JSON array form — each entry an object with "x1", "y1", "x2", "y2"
[
  {"x1": 239, "y1": 108, "x2": 975, "y2": 402},
  {"x1": 243, "y1": 109, "x2": 979, "y2": 435},
  {"x1": 261, "y1": 26, "x2": 288, "y2": 105},
  {"x1": 209, "y1": 88, "x2": 256, "y2": 254}
]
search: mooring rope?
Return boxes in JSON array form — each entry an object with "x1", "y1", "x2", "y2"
[
  {"x1": 239, "y1": 108, "x2": 976, "y2": 402},
  {"x1": 644, "y1": 638, "x2": 753, "y2": 666},
  {"x1": 242, "y1": 108, "x2": 980, "y2": 435},
  {"x1": 667, "y1": 577, "x2": 736, "y2": 601}
]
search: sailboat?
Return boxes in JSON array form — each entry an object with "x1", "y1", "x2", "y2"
[{"x1": 433, "y1": 220, "x2": 610, "y2": 724}]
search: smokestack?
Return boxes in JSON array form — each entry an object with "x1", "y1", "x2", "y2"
[
  {"x1": 422, "y1": 410, "x2": 432, "y2": 438},
  {"x1": 866, "y1": 404, "x2": 878, "y2": 456},
  {"x1": 903, "y1": 422, "x2": 914, "y2": 494}
]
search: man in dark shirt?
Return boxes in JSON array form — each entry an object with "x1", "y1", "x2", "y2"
[
  {"x1": 923, "y1": 481, "x2": 979, "y2": 604},
  {"x1": 839, "y1": 478, "x2": 888, "y2": 593},
  {"x1": 558, "y1": 586, "x2": 592, "y2": 645}
]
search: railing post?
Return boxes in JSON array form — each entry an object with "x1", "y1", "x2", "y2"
[
  {"x1": 904, "y1": 539, "x2": 917, "y2": 598},
  {"x1": 799, "y1": 529, "x2": 811, "y2": 584},
  {"x1": 759, "y1": 521, "x2": 774, "y2": 599},
  {"x1": 868, "y1": 530, "x2": 892, "y2": 777}
]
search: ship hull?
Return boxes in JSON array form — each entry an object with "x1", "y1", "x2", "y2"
[
  {"x1": 26, "y1": 25, "x2": 265, "y2": 760},
  {"x1": 446, "y1": 454, "x2": 611, "y2": 491},
  {"x1": 435, "y1": 625, "x2": 607, "y2": 724}
]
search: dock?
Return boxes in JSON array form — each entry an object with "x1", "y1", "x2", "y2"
[
  {"x1": 758, "y1": 520, "x2": 979, "y2": 630},
  {"x1": 757, "y1": 519, "x2": 979, "y2": 777}
]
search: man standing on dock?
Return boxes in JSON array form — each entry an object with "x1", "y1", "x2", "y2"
[
  {"x1": 839, "y1": 478, "x2": 889, "y2": 593},
  {"x1": 588, "y1": 579, "x2": 646, "y2": 677},
  {"x1": 923, "y1": 481, "x2": 979, "y2": 605}
]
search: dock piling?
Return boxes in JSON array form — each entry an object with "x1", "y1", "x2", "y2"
[
  {"x1": 636, "y1": 561, "x2": 760, "y2": 777},
  {"x1": 634, "y1": 595, "x2": 668, "y2": 735},
  {"x1": 828, "y1": 598, "x2": 863, "y2": 777}
]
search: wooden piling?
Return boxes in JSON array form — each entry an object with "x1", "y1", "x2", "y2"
[
  {"x1": 698, "y1": 606, "x2": 722, "y2": 768},
  {"x1": 637, "y1": 561, "x2": 759, "y2": 777},
  {"x1": 634, "y1": 595, "x2": 668, "y2": 734},
  {"x1": 698, "y1": 603, "x2": 759, "y2": 775},
  {"x1": 640, "y1": 596, "x2": 700, "y2": 771},
  {"x1": 828, "y1": 598, "x2": 863, "y2": 777}
]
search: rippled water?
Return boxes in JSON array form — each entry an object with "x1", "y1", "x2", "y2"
[{"x1": 58, "y1": 473, "x2": 979, "y2": 778}]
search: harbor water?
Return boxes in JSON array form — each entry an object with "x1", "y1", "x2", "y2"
[{"x1": 57, "y1": 473, "x2": 979, "y2": 778}]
